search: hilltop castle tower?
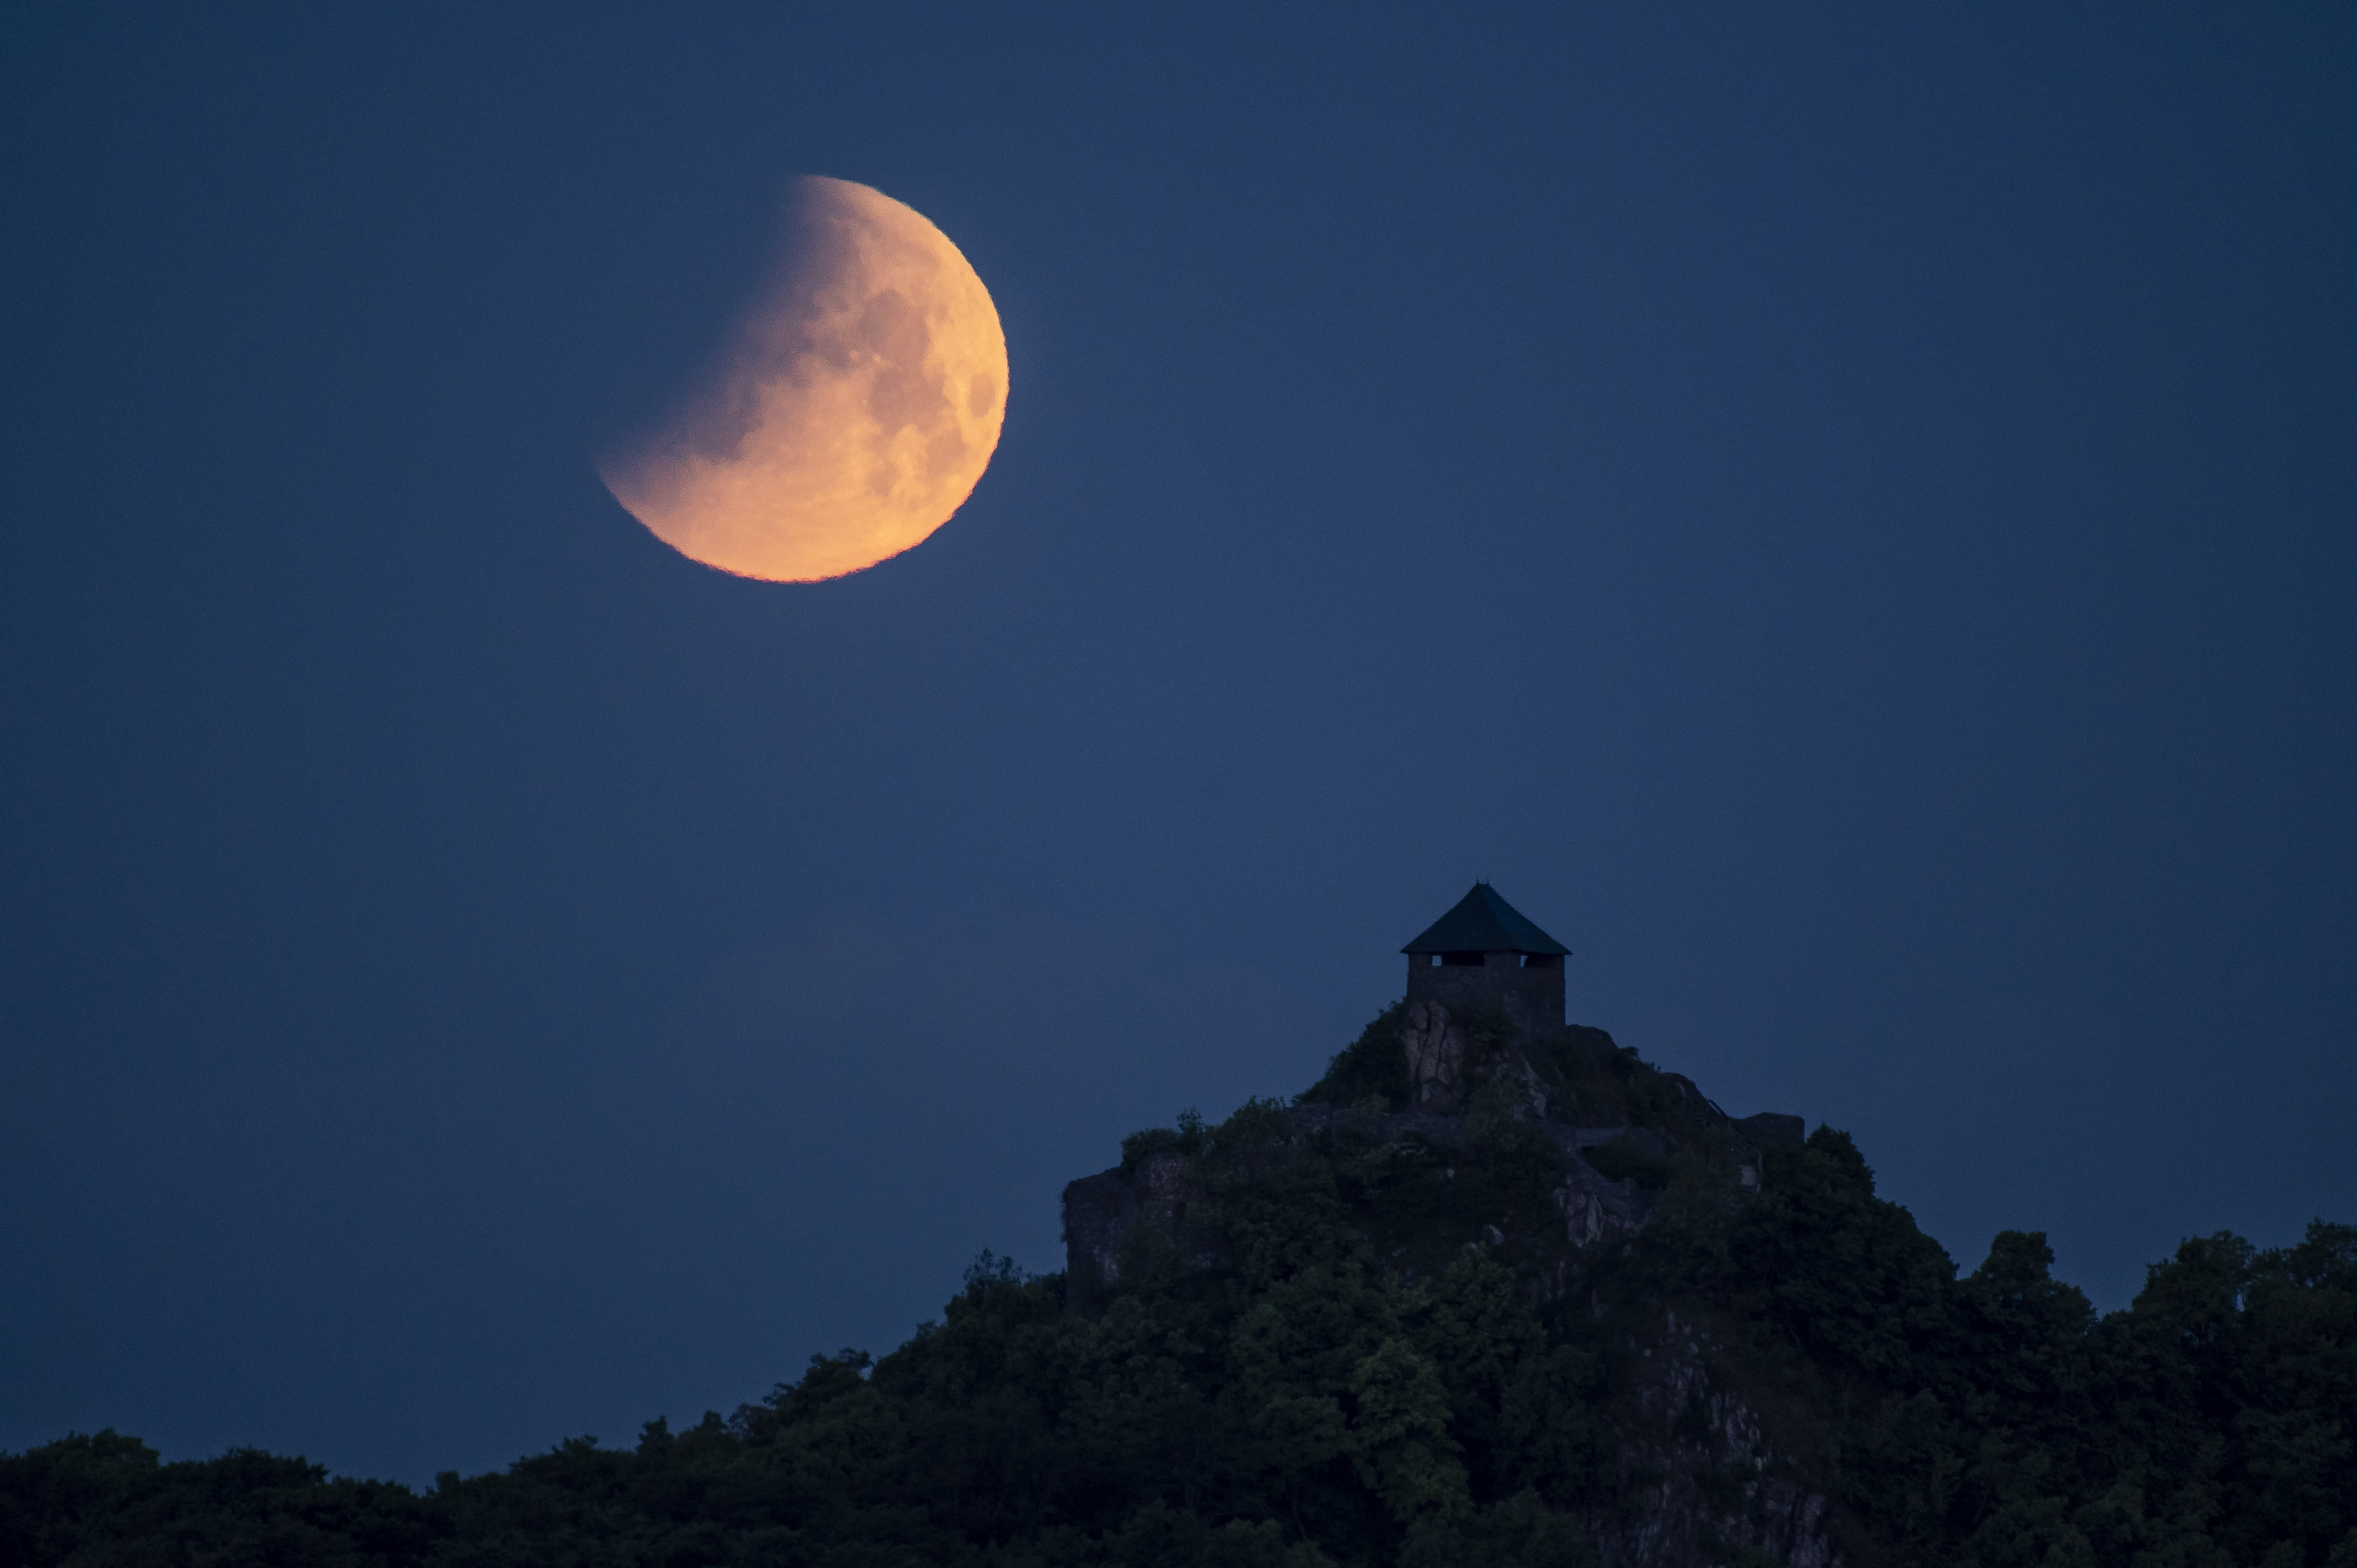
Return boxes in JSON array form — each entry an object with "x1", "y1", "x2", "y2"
[{"x1": 1402, "y1": 882, "x2": 1569, "y2": 1042}]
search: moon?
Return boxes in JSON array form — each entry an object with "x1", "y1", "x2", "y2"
[{"x1": 601, "y1": 177, "x2": 1007, "y2": 583}]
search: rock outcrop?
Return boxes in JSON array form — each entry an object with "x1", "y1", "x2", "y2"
[{"x1": 1585, "y1": 1307, "x2": 1841, "y2": 1568}]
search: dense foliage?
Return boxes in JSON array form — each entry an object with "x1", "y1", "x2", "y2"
[
  {"x1": 1635, "y1": 1131, "x2": 2357, "y2": 1568},
  {"x1": 6, "y1": 1035, "x2": 2351, "y2": 1568}
]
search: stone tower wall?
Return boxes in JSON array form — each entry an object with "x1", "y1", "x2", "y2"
[{"x1": 1404, "y1": 950, "x2": 1564, "y2": 1039}]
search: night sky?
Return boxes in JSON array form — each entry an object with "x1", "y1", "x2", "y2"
[{"x1": 4, "y1": 5, "x2": 2353, "y2": 1486}]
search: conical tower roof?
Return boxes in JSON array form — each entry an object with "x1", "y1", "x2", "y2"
[{"x1": 1400, "y1": 883, "x2": 1569, "y2": 956}]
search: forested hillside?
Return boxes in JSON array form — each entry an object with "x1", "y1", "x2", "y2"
[{"x1": 5, "y1": 1027, "x2": 2351, "y2": 1568}]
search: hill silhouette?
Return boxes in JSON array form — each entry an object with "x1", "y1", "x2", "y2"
[{"x1": 4, "y1": 1018, "x2": 2351, "y2": 1568}]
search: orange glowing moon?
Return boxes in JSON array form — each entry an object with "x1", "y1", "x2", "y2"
[{"x1": 600, "y1": 177, "x2": 1007, "y2": 582}]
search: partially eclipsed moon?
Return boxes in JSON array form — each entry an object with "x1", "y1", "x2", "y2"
[{"x1": 601, "y1": 177, "x2": 1007, "y2": 583}]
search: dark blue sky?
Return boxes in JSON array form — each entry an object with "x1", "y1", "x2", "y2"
[{"x1": 4, "y1": 4, "x2": 2352, "y2": 1485}]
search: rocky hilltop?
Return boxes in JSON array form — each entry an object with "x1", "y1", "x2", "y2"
[{"x1": 1061, "y1": 1003, "x2": 1835, "y2": 1568}]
